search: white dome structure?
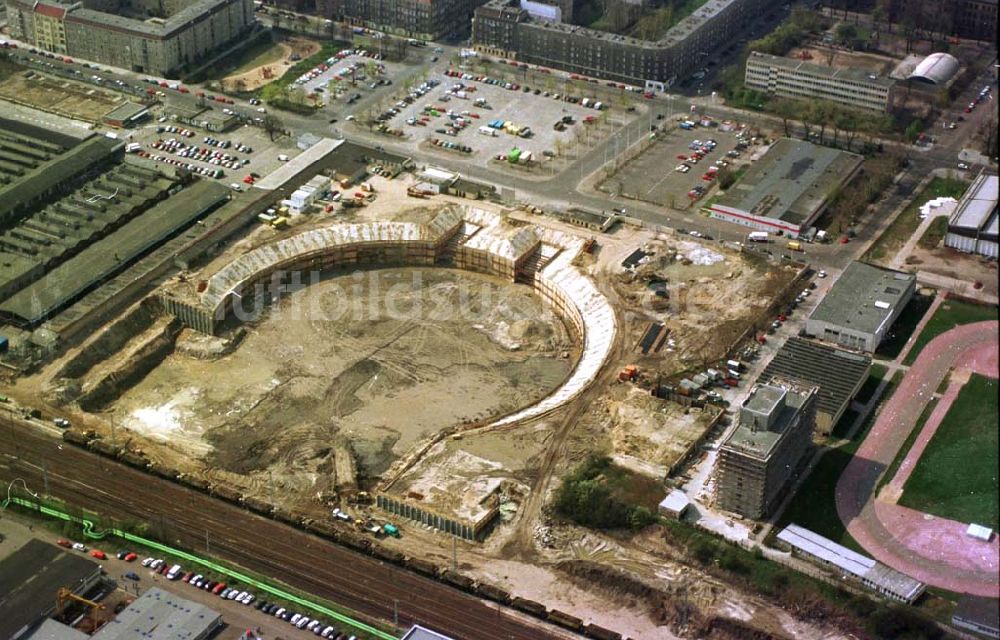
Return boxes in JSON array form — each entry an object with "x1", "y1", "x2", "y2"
[{"x1": 908, "y1": 52, "x2": 960, "y2": 85}]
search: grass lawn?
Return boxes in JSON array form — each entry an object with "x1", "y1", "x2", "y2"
[
  {"x1": 830, "y1": 407, "x2": 859, "y2": 440},
  {"x1": 917, "y1": 217, "x2": 949, "y2": 250},
  {"x1": 903, "y1": 300, "x2": 999, "y2": 365},
  {"x1": 865, "y1": 177, "x2": 968, "y2": 264},
  {"x1": 899, "y1": 374, "x2": 999, "y2": 529},
  {"x1": 875, "y1": 294, "x2": 934, "y2": 360},
  {"x1": 780, "y1": 371, "x2": 902, "y2": 549},
  {"x1": 854, "y1": 363, "x2": 888, "y2": 406}
]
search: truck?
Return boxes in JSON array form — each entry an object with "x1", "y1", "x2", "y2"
[
  {"x1": 478, "y1": 125, "x2": 497, "y2": 136},
  {"x1": 786, "y1": 240, "x2": 803, "y2": 251},
  {"x1": 747, "y1": 231, "x2": 769, "y2": 243},
  {"x1": 679, "y1": 120, "x2": 695, "y2": 130}
]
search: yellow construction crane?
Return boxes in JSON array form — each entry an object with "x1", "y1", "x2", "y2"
[{"x1": 55, "y1": 588, "x2": 109, "y2": 631}]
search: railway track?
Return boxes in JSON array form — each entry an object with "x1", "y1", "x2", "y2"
[{"x1": 0, "y1": 421, "x2": 568, "y2": 640}]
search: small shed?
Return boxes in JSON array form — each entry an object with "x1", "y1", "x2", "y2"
[
  {"x1": 967, "y1": 523, "x2": 993, "y2": 542},
  {"x1": 658, "y1": 490, "x2": 691, "y2": 519},
  {"x1": 102, "y1": 102, "x2": 149, "y2": 128}
]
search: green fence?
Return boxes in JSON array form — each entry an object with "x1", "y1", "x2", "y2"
[{"x1": 2, "y1": 495, "x2": 397, "y2": 640}]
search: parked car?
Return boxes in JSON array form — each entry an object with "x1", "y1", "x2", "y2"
[
  {"x1": 90, "y1": 550, "x2": 107, "y2": 560},
  {"x1": 57, "y1": 539, "x2": 73, "y2": 548}
]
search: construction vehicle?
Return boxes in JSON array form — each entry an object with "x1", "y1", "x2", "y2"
[
  {"x1": 56, "y1": 588, "x2": 109, "y2": 632},
  {"x1": 618, "y1": 364, "x2": 638, "y2": 382}
]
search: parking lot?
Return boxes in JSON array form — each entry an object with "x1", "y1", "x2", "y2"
[
  {"x1": 600, "y1": 118, "x2": 759, "y2": 208},
  {"x1": 123, "y1": 113, "x2": 300, "y2": 190},
  {"x1": 369, "y1": 67, "x2": 632, "y2": 171},
  {"x1": 292, "y1": 50, "x2": 394, "y2": 107}
]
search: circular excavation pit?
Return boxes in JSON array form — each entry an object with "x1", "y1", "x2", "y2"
[{"x1": 114, "y1": 266, "x2": 574, "y2": 499}]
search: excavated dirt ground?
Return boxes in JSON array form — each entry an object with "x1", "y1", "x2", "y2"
[{"x1": 108, "y1": 267, "x2": 571, "y2": 505}]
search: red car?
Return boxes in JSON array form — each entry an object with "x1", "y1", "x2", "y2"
[
  {"x1": 124, "y1": 552, "x2": 138, "y2": 562},
  {"x1": 90, "y1": 550, "x2": 107, "y2": 560},
  {"x1": 677, "y1": 154, "x2": 688, "y2": 160},
  {"x1": 56, "y1": 538, "x2": 72, "y2": 548},
  {"x1": 212, "y1": 583, "x2": 227, "y2": 594}
]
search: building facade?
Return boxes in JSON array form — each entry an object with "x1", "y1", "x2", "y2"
[
  {"x1": 945, "y1": 173, "x2": 998, "y2": 260},
  {"x1": 6, "y1": 0, "x2": 256, "y2": 76},
  {"x1": 953, "y1": 0, "x2": 998, "y2": 41},
  {"x1": 472, "y1": 0, "x2": 777, "y2": 86},
  {"x1": 806, "y1": 261, "x2": 916, "y2": 353},
  {"x1": 316, "y1": 0, "x2": 486, "y2": 39},
  {"x1": 715, "y1": 382, "x2": 817, "y2": 519},
  {"x1": 745, "y1": 51, "x2": 896, "y2": 113}
]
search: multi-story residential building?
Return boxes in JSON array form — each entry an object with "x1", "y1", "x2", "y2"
[
  {"x1": 315, "y1": 0, "x2": 486, "y2": 39},
  {"x1": 953, "y1": 0, "x2": 998, "y2": 40},
  {"x1": 744, "y1": 51, "x2": 896, "y2": 113},
  {"x1": 715, "y1": 382, "x2": 818, "y2": 519},
  {"x1": 5, "y1": 0, "x2": 256, "y2": 76},
  {"x1": 472, "y1": 0, "x2": 777, "y2": 87}
]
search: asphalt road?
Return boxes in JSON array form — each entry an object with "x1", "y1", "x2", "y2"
[{"x1": 0, "y1": 422, "x2": 568, "y2": 640}]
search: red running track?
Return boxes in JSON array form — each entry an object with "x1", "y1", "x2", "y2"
[{"x1": 836, "y1": 320, "x2": 1000, "y2": 597}]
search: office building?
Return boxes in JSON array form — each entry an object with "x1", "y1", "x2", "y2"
[
  {"x1": 715, "y1": 382, "x2": 817, "y2": 519},
  {"x1": 5, "y1": 0, "x2": 256, "y2": 76},
  {"x1": 945, "y1": 173, "x2": 998, "y2": 260},
  {"x1": 745, "y1": 51, "x2": 896, "y2": 113},
  {"x1": 315, "y1": 0, "x2": 487, "y2": 40},
  {"x1": 806, "y1": 262, "x2": 916, "y2": 353}
]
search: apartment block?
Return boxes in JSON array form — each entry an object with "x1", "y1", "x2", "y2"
[
  {"x1": 472, "y1": 0, "x2": 778, "y2": 86},
  {"x1": 316, "y1": 0, "x2": 487, "y2": 40},
  {"x1": 745, "y1": 51, "x2": 896, "y2": 113},
  {"x1": 6, "y1": 0, "x2": 256, "y2": 76}
]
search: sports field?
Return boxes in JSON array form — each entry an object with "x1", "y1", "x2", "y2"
[
  {"x1": 904, "y1": 300, "x2": 998, "y2": 364},
  {"x1": 899, "y1": 374, "x2": 999, "y2": 529}
]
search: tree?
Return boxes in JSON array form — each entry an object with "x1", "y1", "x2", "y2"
[
  {"x1": 263, "y1": 114, "x2": 284, "y2": 141},
  {"x1": 904, "y1": 119, "x2": 924, "y2": 143}
]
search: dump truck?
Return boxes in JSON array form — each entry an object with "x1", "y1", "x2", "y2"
[{"x1": 618, "y1": 365, "x2": 638, "y2": 382}]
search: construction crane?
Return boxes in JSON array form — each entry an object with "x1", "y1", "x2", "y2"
[{"x1": 55, "y1": 588, "x2": 109, "y2": 632}]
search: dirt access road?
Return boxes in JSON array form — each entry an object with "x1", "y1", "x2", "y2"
[
  {"x1": 0, "y1": 422, "x2": 572, "y2": 640},
  {"x1": 836, "y1": 320, "x2": 1000, "y2": 597}
]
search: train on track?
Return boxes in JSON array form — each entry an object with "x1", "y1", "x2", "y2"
[{"x1": 62, "y1": 429, "x2": 626, "y2": 640}]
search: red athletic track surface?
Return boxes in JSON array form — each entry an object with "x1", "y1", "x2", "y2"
[
  {"x1": 0, "y1": 423, "x2": 569, "y2": 640},
  {"x1": 836, "y1": 320, "x2": 1000, "y2": 597}
]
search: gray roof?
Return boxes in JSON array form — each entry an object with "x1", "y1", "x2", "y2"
[
  {"x1": 808, "y1": 261, "x2": 915, "y2": 337},
  {"x1": 92, "y1": 588, "x2": 221, "y2": 640},
  {"x1": 747, "y1": 51, "x2": 896, "y2": 88},
  {"x1": 0, "y1": 180, "x2": 229, "y2": 325},
  {"x1": 949, "y1": 174, "x2": 997, "y2": 232},
  {"x1": 0, "y1": 539, "x2": 102, "y2": 640},
  {"x1": 778, "y1": 524, "x2": 925, "y2": 602},
  {"x1": 402, "y1": 625, "x2": 456, "y2": 640},
  {"x1": 760, "y1": 337, "x2": 871, "y2": 417},
  {"x1": 909, "y1": 52, "x2": 960, "y2": 84},
  {"x1": 26, "y1": 618, "x2": 89, "y2": 640},
  {"x1": 953, "y1": 595, "x2": 1000, "y2": 630},
  {"x1": 712, "y1": 138, "x2": 863, "y2": 226},
  {"x1": 103, "y1": 102, "x2": 149, "y2": 124},
  {"x1": 723, "y1": 382, "x2": 812, "y2": 460}
]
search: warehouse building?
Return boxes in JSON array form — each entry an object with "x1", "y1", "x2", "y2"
[
  {"x1": 5, "y1": 0, "x2": 257, "y2": 77},
  {"x1": 707, "y1": 138, "x2": 863, "y2": 236},
  {"x1": 472, "y1": 0, "x2": 774, "y2": 86},
  {"x1": 777, "y1": 524, "x2": 926, "y2": 604},
  {"x1": 945, "y1": 173, "x2": 997, "y2": 259},
  {"x1": 759, "y1": 337, "x2": 871, "y2": 435},
  {"x1": 715, "y1": 382, "x2": 817, "y2": 519},
  {"x1": 402, "y1": 625, "x2": 456, "y2": 640},
  {"x1": 91, "y1": 588, "x2": 222, "y2": 640},
  {"x1": 745, "y1": 51, "x2": 896, "y2": 113},
  {"x1": 806, "y1": 261, "x2": 916, "y2": 353},
  {"x1": 0, "y1": 539, "x2": 103, "y2": 640}
]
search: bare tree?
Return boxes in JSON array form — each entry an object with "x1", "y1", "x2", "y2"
[{"x1": 263, "y1": 114, "x2": 285, "y2": 141}]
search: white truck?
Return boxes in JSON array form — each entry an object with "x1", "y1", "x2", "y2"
[
  {"x1": 478, "y1": 125, "x2": 497, "y2": 137},
  {"x1": 747, "y1": 231, "x2": 769, "y2": 243}
]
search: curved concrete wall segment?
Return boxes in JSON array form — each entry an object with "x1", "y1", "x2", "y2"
[{"x1": 196, "y1": 207, "x2": 616, "y2": 428}]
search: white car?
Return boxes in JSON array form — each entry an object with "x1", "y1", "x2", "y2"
[
  {"x1": 72, "y1": 542, "x2": 87, "y2": 552},
  {"x1": 296, "y1": 617, "x2": 311, "y2": 629},
  {"x1": 817, "y1": 270, "x2": 827, "y2": 278},
  {"x1": 290, "y1": 614, "x2": 303, "y2": 625},
  {"x1": 958, "y1": 162, "x2": 970, "y2": 170},
  {"x1": 142, "y1": 557, "x2": 155, "y2": 567},
  {"x1": 242, "y1": 593, "x2": 255, "y2": 605}
]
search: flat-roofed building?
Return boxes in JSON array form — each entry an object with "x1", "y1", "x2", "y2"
[
  {"x1": 91, "y1": 588, "x2": 221, "y2": 640},
  {"x1": 6, "y1": 0, "x2": 256, "y2": 76},
  {"x1": 402, "y1": 625, "x2": 456, "y2": 640},
  {"x1": 0, "y1": 539, "x2": 103, "y2": 640},
  {"x1": 745, "y1": 51, "x2": 896, "y2": 113},
  {"x1": 715, "y1": 382, "x2": 818, "y2": 519},
  {"x1": 707, "y1": 138, "x2": 863, "y2": 236},
  {"x1": 806, "y1": 261, "x2": 916, "y2": 353},
  {"x1": 759, "y1": 337, "x2": 871, "y2": 434},
  {"x1": 777, "y1": 524, "x2": 926, "y2": 604},
  {"x1": 945, "y1": 173, "x2": 997, "y2": 259}
]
